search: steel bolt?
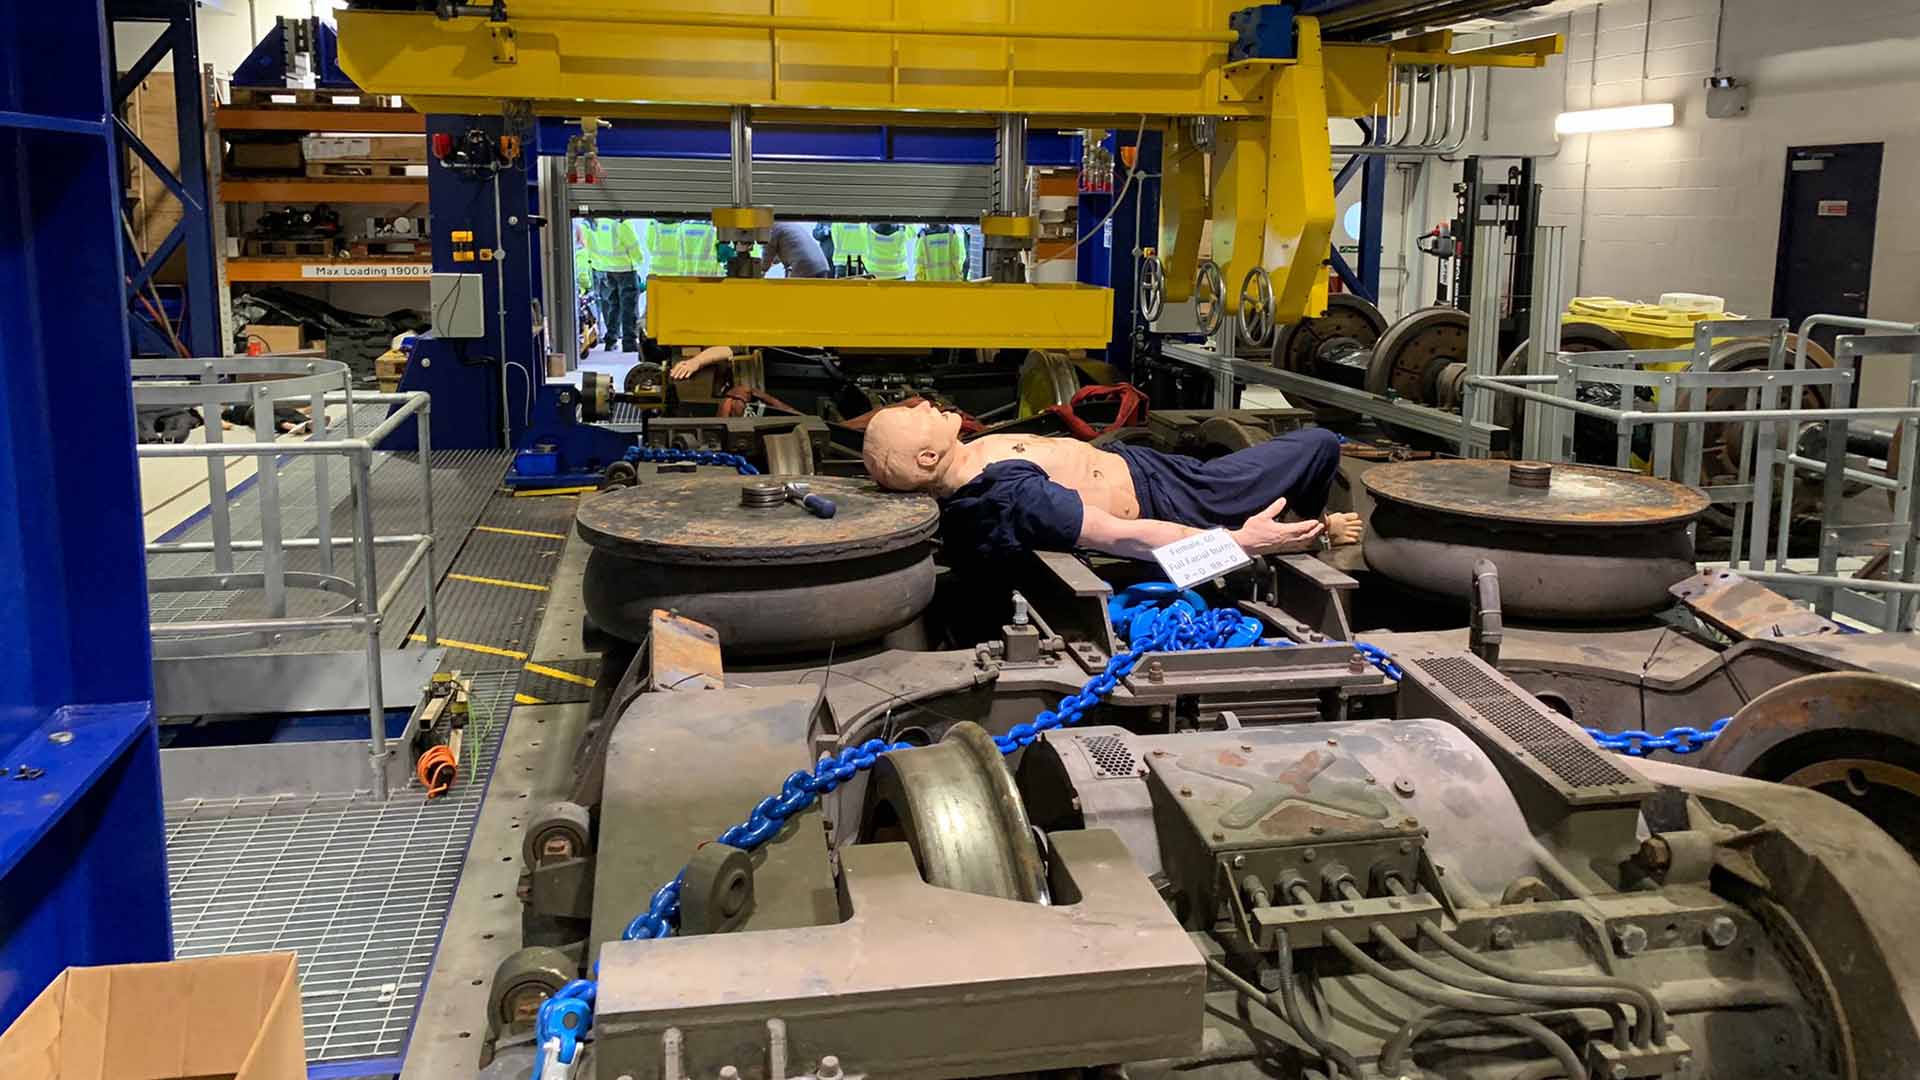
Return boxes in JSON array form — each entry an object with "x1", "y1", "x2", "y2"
[
  {"x1": 1490, "y1": 923, "x2": 1516, "y2": 949},
  {"x1": 1401, "y1": 816, "x2": 1421, "y2": 830},
  {"x1": 720, "y1": 1069, "x2": 740, "y2": 1080},
  {"x1": 1398, "y1": 840, "x2": 1413, "y2": 854},
  {"x1": 1392, "y1": 776, "x2": 1416, "y2": 797},
  {"x1": 1145, "y1": 659, "x2": 1165, "y2": 684},
  {"x1": 48, "y1": 731, "x2": 73, "y2": 746},
  {"x1": 1309, "y1": 824, "x2": 1326, "y2": 835},
  {"x1": 1179, "y1": 785, "x2": 1194, "y2": 798},
  {"x1": 1341, "y1": 902, "x2": 1356, "y2": 913},
  {"x1": 1326, "y1": 737, "x2": 1339, "y2": 747},
  {"x1": 817, "y1": 1056, "x2": 844, "y2": 1080},
  {"x1": 1302, "y1": 848, "x2": 1317, "y2": 862},
  {"x1": 1211, "y1": 829, "x2": 1227, "y2": 842},
  {"x1": 1240, "y1": 743, "x2": 1254, "y2": 753},
  {"x1": 1308, "y1": 630, "x2": 1325, "y2": 642},
  {"x1": 1612, "y1": 922, "x2": 1649, "y2": 957},
  {"x1": 1611, "y1": 1064, "x2": 1629, "y2": 1080},
  {"x1": 1676, "y1": 1055, "x2": 1694, "y2": 1071},
  {"x1": 1231, "y1": 854, "x2": 1247, "y2": 869},
  {"x1": 1706, "y1": 915, "x2": 1739, "y2": 948},
  {"x1": 1349, "y1": 652, "x2": 1368, "y2": 674},
  {"x1": 1152, "y1": 749, "x2": 1169, "y2": 758}
]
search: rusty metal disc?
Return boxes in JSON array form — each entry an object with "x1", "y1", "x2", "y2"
[
  {"x1": 1361, "y1": 459, "x2": 1710, "y2": 528},
  {"x1": 1362, "y1": 460, "x2": 1708, "y2": 618},
  {"x1": 1275, "y1": 294, "x2": 1387, "y2": 377},
  {"x1": 1365, "y1": 306, "x2": 1468, "y2": 403},
  {"x1": 1699, "y1": 671, "x2": 1920, "y2": 857},
  {"x1": 576, "y1": 474, "x2": 938, "y2": 565}
]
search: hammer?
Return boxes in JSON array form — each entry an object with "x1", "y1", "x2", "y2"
[{"x1": 783, "y1": 481, "x2": 836, "y2": 519}]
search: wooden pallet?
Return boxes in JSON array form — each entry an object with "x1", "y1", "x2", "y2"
[
  {"x1": 305, "y1": 160, "x2": 418, "y2": 179},
  {"x1": 230, "y1": 85, "x2": 409, "y2": 109},
  {"x1": 244, "y1": 237, "x2": 343, "y2": 257},
  {"x1": 350, "y1": 238, "x2": 427, "y2": 257}
]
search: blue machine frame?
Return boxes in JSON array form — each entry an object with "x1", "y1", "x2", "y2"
[
  {"x1": 0, "y1": 1, "x2": 174, "y2": 1034},
  {"x1": 108, "y1": 0, "x2": 221, "y2": 358}
]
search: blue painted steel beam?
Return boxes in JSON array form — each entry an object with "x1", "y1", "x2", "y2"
[
  {"x1": 535, "y1": 117, "x2": 1078, "y2": 167},
  {"x1": 1358, "y1": 125, "x2": 1386, "y2": 303},
  {"x1": 112, "y1": 21, "x2": 176, "y2": 105},
  {"x1": 1, "y1": 0, "x2": 172, "y2": 1034}
]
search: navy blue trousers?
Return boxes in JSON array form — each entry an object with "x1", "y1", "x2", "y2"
[{"x1": 1111, "y1": 428, "x2": 1341, "y2": 529}]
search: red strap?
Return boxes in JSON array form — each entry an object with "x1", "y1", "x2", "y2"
[{"x1": 1045, "y1": 383, "x2": 1149, "y2": 440}]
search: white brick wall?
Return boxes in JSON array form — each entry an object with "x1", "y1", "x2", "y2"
[{"x1": 1431, "y1": 0, "x2": 1920, "y2": 404}]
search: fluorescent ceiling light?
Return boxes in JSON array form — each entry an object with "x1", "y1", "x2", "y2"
[{"x1": 1554, "y1": 103, "x2": 1675, "y2": 135}]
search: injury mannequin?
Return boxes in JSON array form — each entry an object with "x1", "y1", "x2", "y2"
[{"x1": 863, "y1": 400, "x2": 1362, "y2": 562}]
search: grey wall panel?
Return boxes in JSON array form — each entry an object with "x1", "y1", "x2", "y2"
[{"x1": 567, "y1": 158, "x2": 994, "y2": 222}]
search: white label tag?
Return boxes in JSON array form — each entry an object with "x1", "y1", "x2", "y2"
[
  {"x1": 301, "y1": 263, "x2": 432, "y2": 279},
  {"x1": 1152, "y1": 528, "x2": 1252, "y2": 590},
  {"x1": 1817, "y1": 199, "x2": 1849, "y2": 217}
]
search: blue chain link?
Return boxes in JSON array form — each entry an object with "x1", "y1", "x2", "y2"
[
  {"x1": 1584, "y1": 717, "x2": 1730, "y2": 756},
  {"x1": 624, "y1": 444, "x2": 761, "y2": 475}
]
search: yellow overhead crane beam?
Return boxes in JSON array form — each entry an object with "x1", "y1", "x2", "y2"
[{"x1": 336, "y1": 3, "x2": 1559, "y2": 347}]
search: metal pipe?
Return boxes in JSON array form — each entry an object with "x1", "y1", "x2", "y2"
[
  {"x1": 1373, "y1": 924, "x2": 1633, "y2": 1048},
  {"x1": 1431, "y1": 65, "x2": 1455, "y2": 147},
  {"x1": 151, "y1": 614, "x2": 369, "y2": 637},
  {"x1": 997, "y1": 113, "x2": 1029, "y2": 217},
  {"x1": 440, "y1": 7, "x2": 1241, "y2": 44},
  {"x1": 1415, "y1": 918, "x2": 1661, "y2": 1044},
  {"x1": 376, "y1": 538, "x2": 435, "y2": 614},
  {"x1": 147, "y1": 534, "x2": 429, "y2": 555},
  {"x1": 1785, "y1": 454, "x2": 1902, "y2": 490},
  {"x1": 1461, "y1": 378, "x2": 1621, "y2": 420},
  {"x1": 729, "y1": 104, "x2": 754, "y2": 207},
  {"x1": 418, "y1": 400, "x2": 439, "y2": 646},
  {"x1": 309, "y1": 379, "x2": 335, "y2": 578},
  {"x1": 351, "y1": 450, "x2": 389, "y2": 800},
  {"x1": 1203, "y1": 954, "x2": 1360, "y2": 1079},
  {"x1": 139, "y1": 439, "x2": 364, "y2": 459},
  {"x1": 1623, "y1": 405, "x2": 1920, "y2": 423},
  {"x1": 1738, "y1": 570, "x2": 1920, "y2": 596}
]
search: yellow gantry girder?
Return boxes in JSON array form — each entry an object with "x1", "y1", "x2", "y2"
[{"x1": 335, "y1": 2, "x2": 1558, "y2": 334}]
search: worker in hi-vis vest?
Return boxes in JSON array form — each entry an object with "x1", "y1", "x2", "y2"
[
  {"x1": 914, "y1": 224, "x2": 967, "y2": 281},
  {"x1": 866, "y1": 223, "x2": 909, "y2": 280},
  {"x1": 681, "y1": 220, "x2": 722, "y2": 277},
  {"x1": 584, "y1": 217, "x2": 644, "y2": 352},
  {"x1": 828, "y1": 221, "x2": 870, "y2": 277},
  {"x1": 646, "y1": 219, "x2": 685, "y2": 279}
]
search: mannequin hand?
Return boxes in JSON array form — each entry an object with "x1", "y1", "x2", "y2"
[
  {"x1": 670, "y1": 358, "x2": 702, "y2": 380},
  {"x1": 1324, "y1": 511, "x2": 1363, "y2": 545},
  {"x1": 1230, "y1": 497, "x2": 1325, "y2": 555}
]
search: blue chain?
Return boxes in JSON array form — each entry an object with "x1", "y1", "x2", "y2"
[
  {"x1": 624, "y1": 444, "x2": 761, "y2": 475},
  {"x1": 1584, "y1": 717, "x2": 1730, "y2": 756}
]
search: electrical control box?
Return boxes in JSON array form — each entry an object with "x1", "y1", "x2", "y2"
[{"x1": 430, "y1": 273, "x2": 486, "y2": 339}]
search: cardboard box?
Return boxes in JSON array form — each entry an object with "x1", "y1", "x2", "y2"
[
  {"x1": 0, "y1": 953, "x2": 305, "y2": 1080},
  {"x1": 302, "y1": 135, "x2": 426, "y2": 163},
  {"x1": 228, "y1": 141, "x2": 304, "y2": 171},
  {"x1": 241, "y1": 324, "x2": 304, "y2": 354}
]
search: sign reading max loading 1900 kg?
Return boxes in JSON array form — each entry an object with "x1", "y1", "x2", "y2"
[{"x1": 300, "y1": 263, "x2": 432, "y2": 279}]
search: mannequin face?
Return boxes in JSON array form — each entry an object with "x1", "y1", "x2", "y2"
[{"x1": 863, "y1": 400, "x2": 964, "y2": 491}]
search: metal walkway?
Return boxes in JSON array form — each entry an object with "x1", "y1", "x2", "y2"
[{"x1": 166, "y1": 670, "x2": 518, "y2": 1069}]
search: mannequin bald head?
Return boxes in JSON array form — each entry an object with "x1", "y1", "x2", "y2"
[{"x1": 863, "y1": 400, "x2": 966, "y2": 492}]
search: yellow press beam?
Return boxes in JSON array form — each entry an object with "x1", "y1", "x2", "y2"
[{"x1": 645, "y1": 278, "x2": 1114, "y2": 350}]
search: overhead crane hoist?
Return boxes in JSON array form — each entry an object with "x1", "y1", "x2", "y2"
[{"x1": 334, "y1": 2, "x2": 1561, "y2": 353}]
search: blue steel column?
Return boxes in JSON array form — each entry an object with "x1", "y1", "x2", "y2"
[
  {"x1": 1105, "y1": 129, "x2": 1162, "y2": 369},
  {"x1": 108, "y1": 0, "x2": 221, "y2": 356},
  {"x1": 0, "y1": 0, "x2": 172, "y2": 1032},
  {"x1": 1358, "y1": 122, "x2": 1386, "y2": 302}
]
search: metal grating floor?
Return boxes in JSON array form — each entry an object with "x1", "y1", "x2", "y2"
[{"x1": 166, "y1": 669, "x2": 520, "y2": 1067}]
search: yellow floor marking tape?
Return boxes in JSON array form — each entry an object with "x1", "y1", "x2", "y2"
[{"x1": 447, "y1": 571, "x2": 549, "y2": 592}]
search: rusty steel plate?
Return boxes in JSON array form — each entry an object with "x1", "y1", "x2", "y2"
[
  {"x1": 1362, "y1": 459, "x2": 1710, "y2": 528},
  {"x1": 576, "y1": 474, "x2": 939, "y2": 565}
]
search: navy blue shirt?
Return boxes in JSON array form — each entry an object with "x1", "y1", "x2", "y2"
[{"x1": 938, "y1": 461, "x2": 1083, "y2": 563}]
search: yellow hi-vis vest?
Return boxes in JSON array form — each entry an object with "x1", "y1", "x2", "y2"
[
  {"x1": 584, "y1": 218, "x2": 640, "y2": 272},
  {"x1": 680, "y1": 221, "x2": 722, "y2": 277},
  {"x1": 915, "y1": 226, "x2": 965, "y2": 281},
  {"x1": 829, "y1": 221, "x2": 871, "y2": 265},
  {"x1": 646, "y1": 220, "x2": 685, "y2": 277},
  {"x1": 867, "y1": 227, "x2": 909, "y2": 279}
]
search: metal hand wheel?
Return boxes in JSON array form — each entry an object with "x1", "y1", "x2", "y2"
[
  {"x1": 1193, "y1": 259, "x2": 1225, "y2": 340},
  {"x1": 1236, "y1": 266, "x2": 1276, "y2": 351},
  {"x1": 1136, "y1": 256, "x2": 1166, "y2": 323}
]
